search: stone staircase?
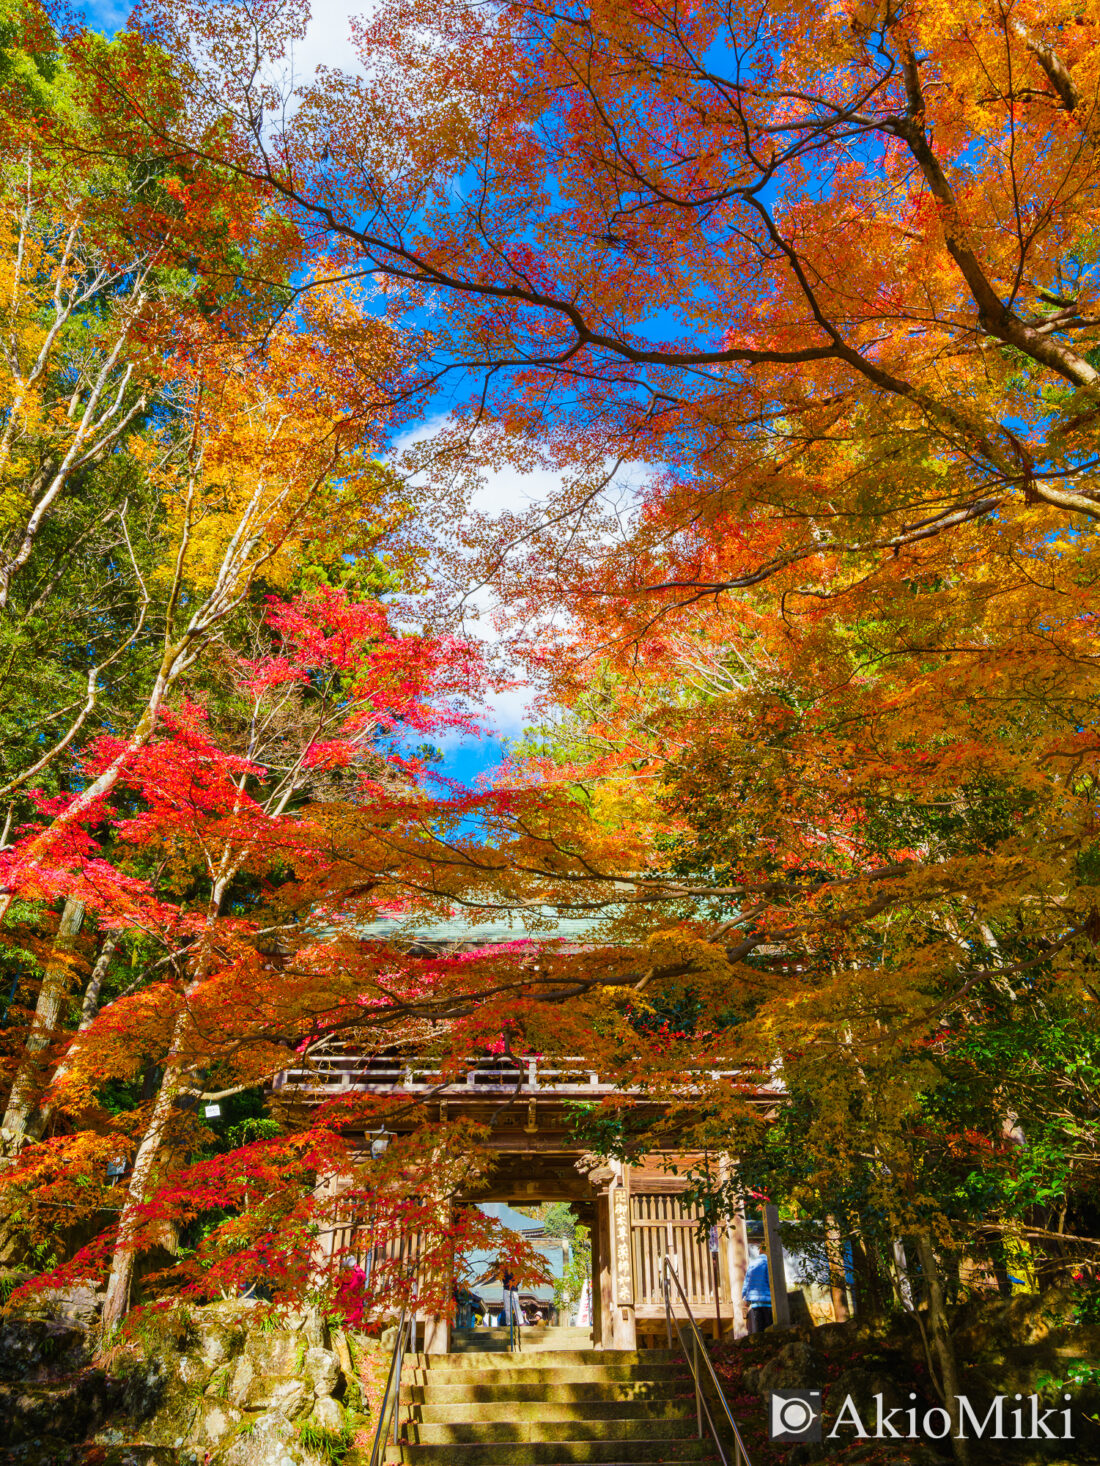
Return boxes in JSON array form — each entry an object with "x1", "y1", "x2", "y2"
[{"x1": 347, "y1": 1326, "x2": 724, "y2": 1466}]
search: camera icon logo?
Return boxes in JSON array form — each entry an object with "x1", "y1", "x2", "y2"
[{"x1": 769, "y1": 1389, "x2": 822, "y2": 1442}]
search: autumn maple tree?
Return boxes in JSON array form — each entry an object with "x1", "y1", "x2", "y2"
[
  {"x1": 2, "y1": 584, "x2": 481, "y2": 1324},
  {"x1": 145, "y1": 0, "x2": 1100, "y2": 1436}
]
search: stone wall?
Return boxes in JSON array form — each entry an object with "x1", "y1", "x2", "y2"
[{"x1": 0, "y1": 1295, "x2": 374, "y2": 1465}]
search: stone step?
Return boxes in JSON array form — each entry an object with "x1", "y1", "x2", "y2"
[
  {"x1": 404, "y1": 1363, "x2": 687, "y2": 1389},
  {"x1": 404, "y1": 1417, "x2": 698, "y2": 1444},
  {"x1": 374, "y1": 1441, "x2": 719, "y2": 1465},
  {"x1": 408, "y1": 1349, "x2": 679, "y2": 1370},
  {"x1": 411, "y1": 1399, "x2": 692, "y2": 1423},
  {"x1": 401, "y1": 1379, "x2": 694, "y2": 1407},
  {"x1": 451, "y1": 1327, "x2": 593, "y2": 1353}
]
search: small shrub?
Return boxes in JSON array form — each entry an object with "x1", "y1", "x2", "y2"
[
  {"x1": 297, "y1": 1410, "x2": 352, "y2": 1464},
  {"x1": 0, "y1": 1273, "x2": 29, "y2": 1305},
  {"x1": 1037, "y1": 1359, "x2": 1100, "y2": 1427},
  {"x1": 127, "y1": 1302, "x2": 196, "y2": 1358},
  {"x1": 1072, "y1": 1270, "x2": 1100, "y2": 1327}
]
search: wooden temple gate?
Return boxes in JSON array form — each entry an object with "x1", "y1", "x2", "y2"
[{"x1": 273, "y1": 1051, "x2": 769, "y2": 1352}]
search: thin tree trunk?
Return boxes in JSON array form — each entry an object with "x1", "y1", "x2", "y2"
[
  {"x1": 1, "y1": 897, "x2": 84, "y2": 1152},
  {"x1": 915, "y1": 1232, "x2": 968, "y2": 1466},
  {"x1": 990, "y1": 1235, "x2": 1013, "y2": 1298},
  {"x1": 101, "y1": 870, "x2": 236, "y2": 1338},
  {"x1": 100, "y1": 1016, "x2": 186, "y2": 1338},
  {"x1": 892, "y1": 1236, "x2": 914, "y2": 1307},
  {"x1": 99, "y1": 709, "x2": 334, "y2": 1337},
  {"x1": 27, "y1": 936, "x2": 117, "y2": 1143},
  {"x1": 825, "y1": 1217, "x2": 850, "y2": 1322},
  {"x1": 76, "y1": 935, "x2": 116, "y2": 1030},
  {"x1": 848, "y1": 1226, "x2": 885, "y2": 1316}
]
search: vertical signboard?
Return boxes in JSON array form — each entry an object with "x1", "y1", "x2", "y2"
[{"x1": 612, "y1": 1187, "x2": 633, "y2": 1304}]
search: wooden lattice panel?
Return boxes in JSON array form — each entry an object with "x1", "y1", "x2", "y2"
[{"x1": 629, "y1": 1191, "x2": 728, "y2": 1312}]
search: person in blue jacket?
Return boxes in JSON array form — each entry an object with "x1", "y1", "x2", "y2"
[{"x1": 741, "y1": 1253, "x2": 773, "y2": 1333}]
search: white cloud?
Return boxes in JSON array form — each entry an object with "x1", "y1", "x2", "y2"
[
  {"x1": 84, "y1": 0, "x2": 372, "y2": 87},
  {"x1": 285, "y1": 0, "x2": 372, "y2": 88},
  {"x1": 386, "y1": 416, "x2": 549, "y2": 739},
  {"x1": 386, "y1": 415, "x2": 654, "y2": 741},
  {"x1": 389, "y1": 414, "x2": 573, "y2": 520}
]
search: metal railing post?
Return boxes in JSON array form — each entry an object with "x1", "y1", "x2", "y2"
[
  {"x1": 392, "y1": 1312, "x2": 406, "y2": 1447},
  {"x1": 368, "y1": 1301, "x2": 409, "y2": 1466},
  {"x1": 661, "y1": 1254, "x2": 753, "y2": 1466},
  {"x1": 367, "y1": 1276, "x2": 422, "y2": 1466},
  {"x1": 694, "y1": 1332, "x2": 702, "y2": 1437},
  {"x1": 391, "y1": 1331, "x2": 400, "y2": 1447}
]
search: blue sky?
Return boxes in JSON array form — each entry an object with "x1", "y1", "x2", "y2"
[
  {"x1": 81, "y1": 0, "x2": 128, "y2": 27},
  {"x1": 440, "y1": 733, "x2": 508, "y2": 789}
]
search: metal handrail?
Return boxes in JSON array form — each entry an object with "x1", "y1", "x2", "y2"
[
  {"x1": 507, "y1": 1293, "x2": 522, "y2": 1352},
  {"x1": 663, "y1": 1255, "x2": 752, "y2": 1466},
  {"x1": 367, "y1": 1299, "x2": 418, "y2": 1466}
]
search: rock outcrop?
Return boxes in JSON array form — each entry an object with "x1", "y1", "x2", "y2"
[
  {"x1": 0, "y1": 1290, "x2": 370, "y2": 1464},
  {"x1": 108, "y1": 1301, "x2": 365, "y2": 1463}
]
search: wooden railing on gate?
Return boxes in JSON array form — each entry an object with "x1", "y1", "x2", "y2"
[{"x1": 272, "y1": 1052, "x2": 747, "y2": 1103}]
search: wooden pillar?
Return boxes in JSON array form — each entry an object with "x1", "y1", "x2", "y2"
[
  {"x1": 717, "y1": 1156, "x2": 749, "y2": 1339},
  {"x1": 421, "y1": 1310, "x2": 449, "y2": 1354},
  {"x1": 419, "y1": 1188, "x2": 451, "y2": 1354},
  {"x1": 575, "y1": 1200, "x2": 598, "y2": 1340},
  {"x1": 590, "y1": 1248, "x2": 604, "y2": 1346},
  {"x1": 763, "y1": 1202, "x2": 791, "y2": 1328},
  {"x1": 596, "y1": 1190, "x2": 614, "y2": 1349},
  {"x1": 721, "y1": 1210, "x2": 750, "y2": 1339}
]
